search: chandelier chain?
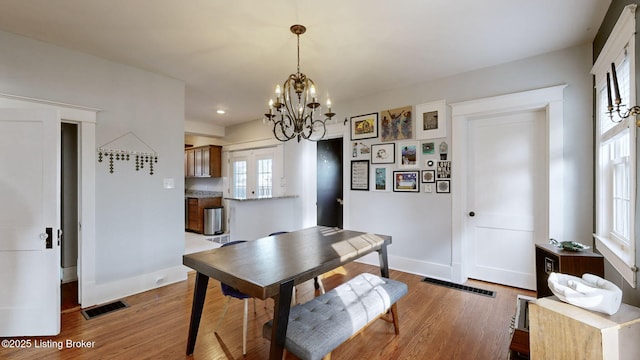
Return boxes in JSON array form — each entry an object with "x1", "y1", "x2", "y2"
[{"x1": 297, "y1": 32, "x2": 301, "y2": 76}]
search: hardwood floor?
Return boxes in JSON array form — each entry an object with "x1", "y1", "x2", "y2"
[
  {"x1": 61, "y1": 281, "x2": 79, "y2": 313},
  {"x1": 0, "y1": 262, "x2": 534, "y2": 360}
]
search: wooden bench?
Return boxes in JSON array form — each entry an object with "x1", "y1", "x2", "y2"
[{"x1": 263, "y1": 272, "x2": 408, "y2": 360}]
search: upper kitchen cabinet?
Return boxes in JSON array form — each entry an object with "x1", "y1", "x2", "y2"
[{"x1": 185, "y1": 145, "x2": 222, "y2": 178}]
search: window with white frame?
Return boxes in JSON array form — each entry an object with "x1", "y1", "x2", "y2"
[
  {"x1": 257, "y1": 157, "x2": 273, "y2": 198},
  {"x1": 592, "y1": 4, "x2": 637, "y2": 287},
  {"x1": 230, "y1": 147, "x2": 279, "y2": 199},
  {"x1": 232, "y1": 159, "x2": 248, "y2": 199}
]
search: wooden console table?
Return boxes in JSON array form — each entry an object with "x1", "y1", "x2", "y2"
[
  {"x1": 530, "y1": 297, "x2": 640, "y2": 359},
  {"x1": 509, "y1": 243, "x2": 605, "y2": 358},
  {"x1": 535, "y1": 243, "x2": 604, "y2": 298}
]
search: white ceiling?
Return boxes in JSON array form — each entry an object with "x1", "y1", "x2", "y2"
[{"x1": 0, "y1": 0, "x2": 610, "y2": 127}]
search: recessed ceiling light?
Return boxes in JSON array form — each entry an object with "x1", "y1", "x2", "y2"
[{"x1": 216, "y1": 109, "x2": 225, "y2": 114}]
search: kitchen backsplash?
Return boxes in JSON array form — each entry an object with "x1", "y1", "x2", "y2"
[{"x1": 185, "y1": 177, "x2": 223, "y2": 193}]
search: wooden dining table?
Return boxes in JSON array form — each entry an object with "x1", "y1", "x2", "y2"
[{"x1": 183, "y1": 226, "x2": 392, "y2": 359}]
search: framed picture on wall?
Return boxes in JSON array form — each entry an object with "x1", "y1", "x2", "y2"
[
  {"x1": 436, "y1": 180, "x2": 450, "y2": 193},
  {"x1": 371, "y1": 143, "x2": 395, "y2": 164},
  {"x1": 416, "y1": 99, "x2": 446, "y2": 139},
  {"x1": 351, "y1": 160, "x2": 370, "y2": 190},
  {"x1": 421, "y1": 170, "x2": 435, "y2": 183},
  {"x1": 393, "y1": 171, "x2": 419, "y2": 192},
  {"x1": 381, "y1": 105, "x2": 413, "y2": 141},
  {"x1": 398, "y1": 141, "x2": 419, "y2": 168},
  {"x1": 350, "y1": 113, "x2": 379, "y2": 140},
  {"x1": 371, "y1": 166, "x2": 391, "y2": 191}
]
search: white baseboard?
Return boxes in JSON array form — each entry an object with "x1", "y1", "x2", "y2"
[
  {"x1": 355, "y1": 252, "x2": 454, "y2": 282},
  {"x1": 80, "y1": 265, "x2": 187, "y2": 308},
  {"x1": 61, "y1": 266, "x2": 78, "y2": 283}
]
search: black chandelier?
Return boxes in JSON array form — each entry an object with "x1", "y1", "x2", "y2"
[
  {"x1": 264, "y1": 24, "x2": 335, "y2": 142},
  {"x1": 606, "y1": 62, "x2": 640, "y2": 124}
]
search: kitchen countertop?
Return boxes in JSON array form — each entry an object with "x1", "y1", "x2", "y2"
[
  {"x1": 224, "y1": 195, "x2": 298, "y2": 201},
  {"x1": 185, "y1": 190, "x2": 223, "y2": 199}
]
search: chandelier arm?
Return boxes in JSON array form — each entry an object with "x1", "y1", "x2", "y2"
[
  {"x1": 273, "y1": 118, "x2": 295, "y2": 141},
  {"x1": 297, "y1": 114, "x2": 313, "y2": 140},
  {"x1": 283, "y1": 113, "x2": 299, "y2": 139},
  {"x1": 307, "y1": 119, "x2": 327, "y2": 141},
  {"x1": 282, "y1": 79, "x2": 298, "y2": 127}
]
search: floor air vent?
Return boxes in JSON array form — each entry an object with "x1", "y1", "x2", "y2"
[
  {"x1": 82, "y1": 300, "x2": 129, "y2": 320},
  {"x1": 422, "y1": 277, "x2": 496, "y2": 298}
]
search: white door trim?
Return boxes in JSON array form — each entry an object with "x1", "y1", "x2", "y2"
[
  {"x1": 0, "y1": 92, "x2": 98, "y2": 307},
  {"x1": 450, "y1": 85, "x2": 566, "y2": 284}
]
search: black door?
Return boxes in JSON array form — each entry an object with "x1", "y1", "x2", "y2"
[{"x1": 317, "y1": 138, "x2": 343, "y2": 228}]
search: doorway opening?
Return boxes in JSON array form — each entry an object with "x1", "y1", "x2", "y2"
[
  {"x1": 61, "y1": 122, "x2": 79, "y2": 311},
  {"x1": 317, "y1": 138, "x2": 343, "y2": 228}
]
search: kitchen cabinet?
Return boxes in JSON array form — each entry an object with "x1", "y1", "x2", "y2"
[
  {"x1": 186, "y1": 197, "x2": 222, "y2": 234},
  {"x1": 185, "y1": 145, "x2": 221, "y2": 178}
]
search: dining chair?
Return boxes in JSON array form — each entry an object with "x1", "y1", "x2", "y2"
[
  {"x1": 268, "y1": 231, "x2": 326, "y2": 304},
  {"x1": 213, "y1": 240, "x2": 256, "y2": 356}
]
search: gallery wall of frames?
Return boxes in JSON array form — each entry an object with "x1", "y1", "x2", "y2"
[{"x1": 349, "y1": 99, "x2": 451, "y2": 194}]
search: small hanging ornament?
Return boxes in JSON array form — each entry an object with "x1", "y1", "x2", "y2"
[
  {"x1": 96, "y1": 132, "x2": 159, "y2": 174},
  {"x1": 108, "y1": 153, "x2": 114, "y2": 174}
]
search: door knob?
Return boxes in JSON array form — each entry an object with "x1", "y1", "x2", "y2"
[{"x1": 469, "y1": 211, "x2": 475, "y2": 217}]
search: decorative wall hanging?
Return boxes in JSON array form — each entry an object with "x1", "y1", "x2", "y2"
[
  {"x1": 423, "y1": 183, "x2": 433, "y2": 193},
  {"x1": 381, "y1": 105, "x2": 413, "y2": 141},
  {"x1": 439, "y1": 141, "x2": 448, "y2": 160},
  {"x1": 436, "y1": 180, "x2": 450, "y2": 193},
  {"x1": 422, "y1": 142, "x2": 435, "y2": 154},
  {"x1": 416, "y1": 100, "x2": 447, "y2": 139},
  {"x1": 393, "y1": 171, "x2": 419, "y2": 192},
  {"x1": 359, "y1": 142, "x2": 371, "y2": 156},
  {"x1": 351, "y1": 142, "x2": 371, "y2": 158},
  {"x1": 372, "y1": 166, "x2": 390, "y2": 192},
  {"x1": 97, "y1": 132, "x2": 158, "y2": 175},
  {"x1": 350, "y1": 113, "x2": 379, "y2": 140},
  {"x1": 437, "y1": 160, "x2": 451, "y2": 179},
  {"x1": 351, "y1": 160, "x2": 370, "y2": 190},
  {"x1": 398, "y1": 141, "x2": 419, "y2": 169},
  {"x1": 371, "y1": 143, "x2": 395, "y2": 164},
  {"x1": 422, "y1": 170, "x2": 435, "y2": 183}
]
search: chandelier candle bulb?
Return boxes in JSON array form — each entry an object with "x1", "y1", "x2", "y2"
[{"x1": 310, "y1": 85, "x2": 317, "y2": 102}]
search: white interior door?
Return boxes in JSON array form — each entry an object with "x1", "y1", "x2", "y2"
[
  {"x1": 466, "y1": 109, "x2": 545, "y2": 290},
  {"x1": 0, "y1": 108, "x2": 61, "y2": 336}
]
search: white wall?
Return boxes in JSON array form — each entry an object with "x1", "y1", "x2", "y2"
[
  {"x1": 0, "y1": 30, "x2": 186, "y2": 305},
  {"x1": 225, "y1": 43, "x2": 594, "y2": 281}
]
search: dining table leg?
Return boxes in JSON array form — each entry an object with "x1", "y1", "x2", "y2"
[
  {"x1": 269, "y1": 279, "x2": 295, "y2": 360},
  {"x1": 186, "y1": 272, "x2": 209, "y2": 355},
  {"x1": 378, "y1": 243, "x2": 390, "y2": 278}
]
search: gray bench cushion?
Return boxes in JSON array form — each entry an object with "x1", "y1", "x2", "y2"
[{"x1": 263, "y1": 272, "x2": 408, "y2": 360}]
